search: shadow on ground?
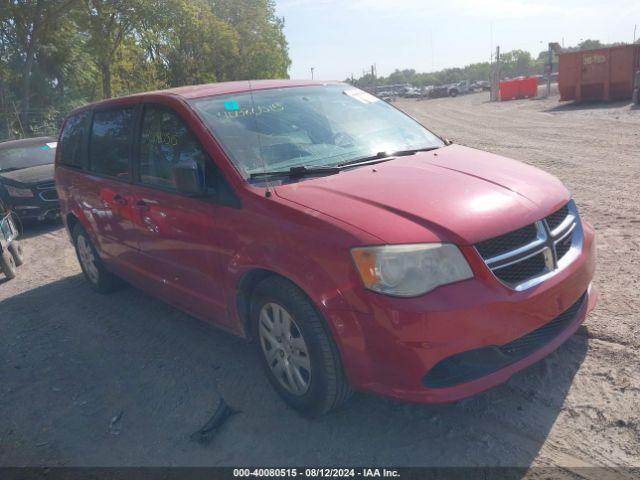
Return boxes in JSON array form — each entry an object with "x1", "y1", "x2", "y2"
[
  {"x1": 545, "y1": 99, "x2": 634, "y2": 112},
  {"x1": 0, "y1": 275, "x2": 589, "y2": 468},
  {"x1": 15, "y1": 218, "x2": 63, "y2": 239}
]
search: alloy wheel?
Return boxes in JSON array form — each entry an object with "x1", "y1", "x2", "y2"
[{"x1": 258, "y1": 302, "x2": 311, "y2": 396}]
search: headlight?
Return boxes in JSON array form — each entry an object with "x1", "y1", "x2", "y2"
[
  {"x1": 5, "y1": 185, "x2": 34, "y2": 198},
  {"x1": 351, "y1": 243, "x2": 473, "y2": 297}
]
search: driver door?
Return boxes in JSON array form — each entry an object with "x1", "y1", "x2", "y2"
[{"x1": 128, "y1": 104, "x2": 229, "y2": 325}]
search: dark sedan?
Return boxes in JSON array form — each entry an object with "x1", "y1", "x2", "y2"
[{"x1": 0, "y1": 137, "x2": 60, "y2": 222}]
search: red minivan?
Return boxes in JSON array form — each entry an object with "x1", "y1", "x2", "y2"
[{"x1": 55, "y1": 80, "x2": 597, "y2": 415}]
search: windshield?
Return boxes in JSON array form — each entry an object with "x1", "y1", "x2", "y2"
[
  {"x1": 0, "y1": 142, "x2": 57, "y2": 172},
  {"x1": 190, "y1": 85, "x2": 444, "y2": 180}
]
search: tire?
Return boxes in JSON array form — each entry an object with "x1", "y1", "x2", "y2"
[
  {"x1": 449, "y1": 89, "x2": 459, "y2": 97},
  {"x1": 72, "y1": 223, "x2": 123, "y2": 293},
  {"x1": 1, "y1": 250, "x2": 17, "y2": 280},
  {"x1": 8, "y1": 241, "x2": 24, "y2": 266},
  {"x1": 10, "y1": 212, "x2": 23, "y2": 236},
  {"x1": 251, "y1": 276, "x2": 353, "y2": 416}
]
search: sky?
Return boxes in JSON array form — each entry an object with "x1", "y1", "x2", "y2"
[{"x1": 275, "y1": 0, "x2": 640, "y2": 80}]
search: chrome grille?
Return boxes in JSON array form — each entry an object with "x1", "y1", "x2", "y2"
[
  {"x1": 491, "y1": 252, "x2": 547, "y2": 285},
  {"x1": 39, "y1": 189, "x2": 59, "y2": 201},
  {"x1": 545, "y1": 204, "x2": 569, "y2": 231},
  {"x1": 476, "y1": 224, "x2": 538, "y2": 259},
  {"x1": 475, "y1": 201, "x2": 583, "y2": 290},
  {"x1": 36, "y1": 181, "x2": 56, "y2": 190},
  {"x1": 35, "y1": 180, "x2": 58, "y2": 202}
]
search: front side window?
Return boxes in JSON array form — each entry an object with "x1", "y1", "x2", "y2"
[
  {"x1": 138, "y1": 106, "x2": 208, "y2": 190},
  {"x1": 89, "y1": 108, "x2": 135, "y2": 179},
  {"x1": 190, "y1": 84, "x2": 444, "y2": 180},
  {"x1": 59, "y1": 111, "x2": 90, "y2": 168}
]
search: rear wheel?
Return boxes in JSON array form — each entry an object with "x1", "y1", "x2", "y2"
[
  {"x1": 1, "y1": 250, "x2": 17, "y2": 280},
  {"x1": 73, "y1": 224, "x2": 123, "y2": 293},
  {"x1": 8, "y1": 241, "x2": 24, "y2": 266},
  {"x1": 251, "y1": 276, "x2": 353, "y2": 416}
]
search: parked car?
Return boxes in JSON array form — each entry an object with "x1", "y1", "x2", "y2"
[
  {"x1": 402, "y1": 87, "x2": 422, "y2": 98},
  {"x1": 428, "y1": 85, "x2": 450, "y2": 98},
  {"x1": 473, "y1": 80, "x2": 491, "y2": 91},
  {"x1": 449, "y1": 80, "x2": 478, "y2": 96},
  {"x1": 376, "y1": 90, "x2": 395, "y2": 102},
  {"x1": 0, "y1": 137, "x2": 60, "y2": 223},
  {"x1": 0, "y1": 198, "x2": 24, "y2": 280},
  {"x1": 428, "y1": 81, "x2": 471, "y2": 98},
  {"x1": 55, "y1": 80, "x2": 597, "y2": 416},
  {"x1": 448, "y1": 81, "x2": 464, "y2": 96}
]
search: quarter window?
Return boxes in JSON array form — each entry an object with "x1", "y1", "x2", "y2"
[
  {"x1": 59, "y1": 111, "x2": 89, "y2": 168},
  {"x1": 138, "y1": 106, "x2": 208, "y2": 190},
  {"x1": 89, "y1": 108, "x2": 135, "y2": 179}
]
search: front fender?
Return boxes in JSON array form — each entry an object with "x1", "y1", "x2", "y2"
[{"x1": 227, "y1": 241, "x2": 370, "y2": 387}]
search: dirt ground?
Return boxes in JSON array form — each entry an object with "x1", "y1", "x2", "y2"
[{"x1": 1, "y1": 91, "x2": 639, "y2": 473}]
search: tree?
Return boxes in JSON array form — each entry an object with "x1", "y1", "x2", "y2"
[
  {"x1": 212, "y1": 0, "x2": 290, "y2": 79},
  {"x1": 82, "y1": 0, "x2": 148, "y2": 99},
  {"x1": 1, "y1": 0, "x2": 291, "y2": 140},
  {"x1": 499, "y1": 50, "x2": 533, "y2": 78},
  {"x1": 158, "y1": 0, "x2": 239, "y2": 87},
  {"x1": 3, "y1": 0, "x2": 79, "y2": 130}
]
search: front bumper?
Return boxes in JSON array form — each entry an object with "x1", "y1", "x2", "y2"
[
  {"x1": 11, "y1": 204, "x2": 60, "y2": 221},
  {"x1": 6, "y1": 195, "x2": 60, "y2": 222},
  {"x1": 1, "y1": 181, "x2": 60, "y2": 222},
  {"x1": 329, "y1": 221, "x2": 597, "y2": 404}
]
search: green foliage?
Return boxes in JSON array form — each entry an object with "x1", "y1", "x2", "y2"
[{"x1": 0, "y1": 0, "x2": 291, "y2": 140}]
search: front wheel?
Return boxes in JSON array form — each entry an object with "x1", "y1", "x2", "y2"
[
  {"x1": 9, "y1": 241, "x2": 24, "y2": 266},
  {"x1": 1, "y1": 250, "x2": 17, "y2": 280},
  {"x1": 251, "y1": 276, "x2": 353, "y2": 416}
]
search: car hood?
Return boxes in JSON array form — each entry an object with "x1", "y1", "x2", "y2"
[
  {"x1": 0, "y1": 164, "x2": 54, "y2": 186},
  {"x1": 274, "y1": 144, "x2": 570, "y2": 245}
]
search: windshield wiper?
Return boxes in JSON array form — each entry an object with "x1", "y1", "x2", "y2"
[
  {"x1": 249, "y1": 165, "x2": 341, "y2": 180},
  {"x1": 337, "y1": 146, "x2": 441, "y2": 169},
  {"x1": 392, "y1": 146, "x2": 442, "y2": 156},
  {"x1": 337, "y1": 151, "x2": 396, "y2": 168},
  {"x1": 249, "y1": 146, "x2": 445, "y2": 180}
]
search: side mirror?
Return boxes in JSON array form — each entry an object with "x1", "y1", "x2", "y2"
[{"x1": 172, "y1": 162, "x2": 205, "y2": 196}]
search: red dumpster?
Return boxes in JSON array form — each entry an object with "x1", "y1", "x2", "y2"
[
  {"x1": 558, "y1": 45, "x2": 640, "y2": 102},
  {"x1": 499, "y1": 77, "x2": 538, "y2": 101}
]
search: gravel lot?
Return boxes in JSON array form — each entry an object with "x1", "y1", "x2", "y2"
[{"x1": 1, "y1": 91, "x2": 639, "y2": 472}]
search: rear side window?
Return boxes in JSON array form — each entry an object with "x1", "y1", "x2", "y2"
[
  {"x1": 89, "y1": 108, "x2": 135, "y2": 179},
  {"x1": 59, "y1": 111, "x2": 89, "y2": 168},
  {"x1": 138, "y1": 106, "x2": 208, "y2": 190}
]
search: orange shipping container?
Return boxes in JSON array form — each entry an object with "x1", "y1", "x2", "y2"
[{"x1": 558, "y1": 45, "x2": 640, "y2": 102}]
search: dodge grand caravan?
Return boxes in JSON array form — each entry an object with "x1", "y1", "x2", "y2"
[{"x1": 55, "y1": 80, "x2": 596, "y2": 415}]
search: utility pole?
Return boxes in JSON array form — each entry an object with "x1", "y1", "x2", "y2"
[
  {"x1": 310, "y1": 67, "x2": 314, "y2": 80},
  {"x1": 634, "y1": 24, "x2": 637, "y2": 43},
  {"x1": 431, "y1": 31, "x2": 435, "y2": 69},
  {"x1": 490, "y1": 22, "x2": 493, "y2": 64},
  {"x1": 546, "y1": 43, "x2": 553, "y2": 98},
  {"x1": 490, "y1": 46, "x2": 500, "y2": 101},
  {"x1": 371, "y1": 64, "x2": 377, "y2": 91}
]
